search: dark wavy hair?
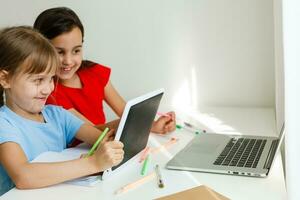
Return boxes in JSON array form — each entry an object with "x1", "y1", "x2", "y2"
[
  {"x1": 34, "y1": 7, "x2": 84, "y2": 41},
  {"x1": 34, "y1": 7, "x2": 94, "y2": 68}
]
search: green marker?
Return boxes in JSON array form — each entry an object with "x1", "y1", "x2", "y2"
[
  {"x1": 86, "y1": 127, "x2": 109, "y2": 157},
  {"x1": 177, "y1": 123, "x2": 206, "y2": 135},
  {"x1": 141, "y1": 155, "x2": 150, "y2": 175},
  {"x1": 176, "y1": 124, "x2": 183, "y2": 129}
]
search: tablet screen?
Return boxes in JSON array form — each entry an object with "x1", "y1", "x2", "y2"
[{"x1": 112, "y1": 91, "x2": 163, "y2": 170}]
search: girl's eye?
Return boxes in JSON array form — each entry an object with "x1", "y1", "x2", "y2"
[
  {"x1": 74, "y1": 49, "x2": 81, "y2": 54},
  {"x1": 34, "y1": 78, "x2": 43, "y2": 85},
  {"x1": 57, "y1": 50, "x2": 64, "y2": 55}
]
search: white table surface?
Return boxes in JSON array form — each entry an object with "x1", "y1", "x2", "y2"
[{"x1": 1, "y1": 107, "x2": 287, "y2": 200}]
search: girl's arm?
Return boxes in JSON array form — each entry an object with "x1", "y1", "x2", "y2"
[
  {"x1": 68, "y1": 108, "x2": 119, "y2": 131},
  {"x1": 75, "y1": 123, "x2": 115, "y2": 145},
  {"x1": 94, "y1": 119, "x2": 120, "y2": 131},
  {"x1": 104, "y1": 82, "x2": 177, "y2": 134},
  {"x1": 68, "y1": 108, "x2": 94, "y2": 126},
  {"x1": 0, "y1": 142, "x2": 97, "y2": 189},
  {"x1": 0, "y1": 125, "x2": 124, "y2": 189},
  {"x1": 104, "y1": 81, "x2": 126, "y2": 117}
]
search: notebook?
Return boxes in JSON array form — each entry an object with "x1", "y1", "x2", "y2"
[
  {"x1": 32, "y1": 143, "x2": 100, "y2": 187},
  {"x1": 166, "y1": 123, "x2": 285, "y2": 177}
]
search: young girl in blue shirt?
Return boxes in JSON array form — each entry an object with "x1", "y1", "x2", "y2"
[{"x1": 0, "y1": 26, "x2": 124, "y2": 196}]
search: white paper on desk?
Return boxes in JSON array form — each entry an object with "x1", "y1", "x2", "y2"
[{"x1": 31, "y1": 144, "x2": 101, "y2": 187}]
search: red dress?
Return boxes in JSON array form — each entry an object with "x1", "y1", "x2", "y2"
[{"x1": 47, "y1": 63, "x2": 110, "y2": 127}]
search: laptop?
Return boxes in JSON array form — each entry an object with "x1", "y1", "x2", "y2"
[
  {"x1": 166, "y1": 123, "x2": 285, "y2": 177},
  {"x1": 101, "y1": 88, "x2": 164, "y2": 179}
]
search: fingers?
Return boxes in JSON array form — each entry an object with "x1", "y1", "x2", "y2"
[
  {"x1": 165, "y1": 111, "x2": 176, "y2": 132},
  {"x1": 107, "y1": 140, "x2": 124, "y2": 148},
  {"x1": 80, "y1": 153, "x2": 87, "y2": 158},
  {"x1": 107, "y1": 130, "x2": 115, "y2": 141},
  {"x1": 93, "y1": 141, "x2": 124, "y2": 170},
  {"x1": 99, "y1": 141, "x2": 124, "y2": 155},
  {"x1": 159, "y1": 111, "x2": 176, "y2": 122},
  {"x1": 154, "y1": 111, "x2": 177, "y2": 134},
  {"x1": 166, "y1": 111, "x2": 176, "y2": 121},
  {"x1": 104, "y1": 141, "x2": 124, "y2": 166},
  {"x1": 101, "y1": 129, "x2": 116, "y2": 143},
  {"x1": 109, "y1": 136, "x2": 115, "y2": 141},
  {"x1": 112, "y1": 149, "x2": 124, "y2": 163},
  {"x1": 165, "y1": 120, "x2": 176, "y2": 132},
  {"x1": 106, "y1": 129, "x2": 116, "y2": 139},
  {"x1": 158, "y1": 115, "x2": 171, "y2": 123}
]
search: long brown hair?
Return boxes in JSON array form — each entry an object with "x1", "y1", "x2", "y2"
[{"x1": 0, "y1": 26, "x2": 60, "y2": 106}]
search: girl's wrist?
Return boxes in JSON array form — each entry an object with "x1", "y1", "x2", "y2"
[{"x1": 86, "y1": 154, "x2": 100, "y2": 173}]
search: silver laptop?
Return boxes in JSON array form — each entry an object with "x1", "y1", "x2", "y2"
[{"x1": 166, "y1": 123, "x2": 285, "y2": 177}]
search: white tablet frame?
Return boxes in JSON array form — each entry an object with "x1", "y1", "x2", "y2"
[{"x1": 101, "y1": 88, "x2": 164, "y2": 180}]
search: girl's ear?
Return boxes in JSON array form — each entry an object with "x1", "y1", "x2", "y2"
[{"x1": 0, "y1": 70, "x2": 10, "y2": 89}]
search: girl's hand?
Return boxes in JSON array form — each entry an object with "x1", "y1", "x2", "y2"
[
  {"x1": 101, "y1": 129, "x2": 115, "y2": 143},
  {"x1": 80, "y1": 153, "x2": 87, "y2": 158},
  {"x1": 91, "y1": 141, "x2": 124, "y2": 171},
  {"x1": 151, "y1": 111, "x2": 176, "y2": 134}
]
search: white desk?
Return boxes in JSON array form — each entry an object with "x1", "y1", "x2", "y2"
[{"x1": 1, "y1": 107, "x2": 287, "y2": 200}]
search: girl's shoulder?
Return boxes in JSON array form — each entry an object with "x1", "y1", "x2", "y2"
[
  {"x1": 0, "y1": 106, "x2": 18, "y2": 121},
  {"x1": 0, "y1": 106, "x2": 24, "y2": 133},
  {"x1": 43, "y1": 105, "x2": 67, "y2": 117},
  {"x1": 79, "y1": 61, "x2": 111, "y2": 75},
  {"x1": 42, "y1": 105, "x2": 79, "y2": 124},
  {"x1": 0, "y1": 106, "x2": 11, "y2": 123},
  {"x1": 78, "y1": 62, "x2": 111, "y2": 85}
]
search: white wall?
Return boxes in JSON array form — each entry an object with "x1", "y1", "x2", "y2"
[
  {"x1": 0, "y1": 0, "x2": 275, "y2": 118},
  {"x1": 282, "y1": 1, "x2": 300, "y2": 199}
]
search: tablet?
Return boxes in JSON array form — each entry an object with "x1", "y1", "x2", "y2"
[{"x1": 101, "y1": 88, "x2": 164, "y2": 179}]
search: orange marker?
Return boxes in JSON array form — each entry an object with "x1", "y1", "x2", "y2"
[
  {"x1": 151, "y1": 137, "x2": 178, "y2": 154},
  {"x1": 115, "y1": 172, "x2": 156, "y2": 194}
]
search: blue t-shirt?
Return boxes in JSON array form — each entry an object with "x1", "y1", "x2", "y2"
[{"x1": 0, "y1": 105, "x2": 84, "y2": 196}]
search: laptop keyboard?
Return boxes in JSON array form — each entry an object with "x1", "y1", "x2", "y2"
[{"x1": 213, "y1": 138, "x2": 267, "y2": 168}]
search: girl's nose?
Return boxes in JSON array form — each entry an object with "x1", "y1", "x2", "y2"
[
  {"x1": 62, "y1": 53, "x2": 72, "y2": 66},
  {"x1": 41, "y1": 82, "x2": 54, "y2": 95}
]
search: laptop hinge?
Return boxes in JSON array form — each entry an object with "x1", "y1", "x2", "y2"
[{"x1": 263, "y1": 139, "x2": 279, "y2": 169}]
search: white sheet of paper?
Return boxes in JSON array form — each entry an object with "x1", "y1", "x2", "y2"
[{"x1": 32, "y1": 143, "x2": 100, "y2": 187}]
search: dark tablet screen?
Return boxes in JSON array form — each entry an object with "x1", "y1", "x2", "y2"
[{"x1": 112, "y1": 92, "x2": 163, "y2": 170}]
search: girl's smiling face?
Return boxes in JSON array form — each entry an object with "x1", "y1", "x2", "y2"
[
  {"x1": 0, "y1": 26, "x2": 60, "y2": 121},
  {"x1": 2, "y1": 60, "x2": 56, "y2": 119},
  {"x1": 50, "y1": 27, "x2": 83, "y2": 83}
]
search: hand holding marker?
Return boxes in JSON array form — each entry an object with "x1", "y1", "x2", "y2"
[
  {"x1": 86, "y1": 127, "x2": 109, "y2": 157},
  {"x1": 157, "y1": 112, "x2": 206, "y2": 134}
]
